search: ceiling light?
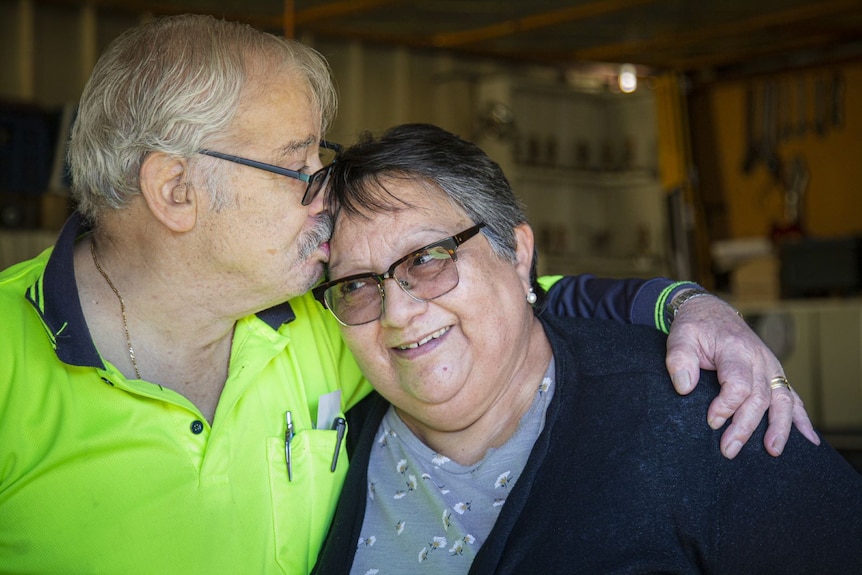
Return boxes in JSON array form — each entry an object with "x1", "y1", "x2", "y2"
[{"x1": 619, "y1": 64, "x2": 637, "y2": 93}]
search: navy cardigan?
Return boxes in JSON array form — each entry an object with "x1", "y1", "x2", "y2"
[{"x1": 313, "y1": 314, "x2": 862, "y2": 574}]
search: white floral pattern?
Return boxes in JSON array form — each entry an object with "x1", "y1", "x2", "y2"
[{"x1": 349, "y1": 360, "x2": 555, "y2": 575}]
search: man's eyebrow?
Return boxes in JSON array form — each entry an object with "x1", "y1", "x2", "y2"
[{"x1": 276, "y1": 135, "x2": 318, "y2": 158}]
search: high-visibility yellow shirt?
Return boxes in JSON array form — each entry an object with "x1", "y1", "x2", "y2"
[{"x1": 0, "y1": 214, "x2": 371, "y2": 575}]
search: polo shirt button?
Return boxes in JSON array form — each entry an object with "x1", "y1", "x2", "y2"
[{"x1": 190, "y1": 420, "x2": 204, "y2": 434}]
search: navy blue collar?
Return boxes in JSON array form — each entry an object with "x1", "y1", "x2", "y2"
[{"x1": 28, "y1": 212, "x2": 296, "y2": 368}]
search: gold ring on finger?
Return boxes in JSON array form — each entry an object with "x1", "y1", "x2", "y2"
[{"x1": 769, "y1": 376, "x2": 791, "y2": 391}]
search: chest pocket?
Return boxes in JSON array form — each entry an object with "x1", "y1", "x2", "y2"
[{"x1": 266, "y1": 425, "x2": 349, "y2": 573}]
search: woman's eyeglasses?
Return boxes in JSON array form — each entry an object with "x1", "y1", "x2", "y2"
[{"x1": 312, "y1": 223, "x2": 486, "y2": 326}]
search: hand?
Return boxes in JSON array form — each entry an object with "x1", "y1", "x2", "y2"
[{"x1": 665, "y1": 295, "x2": 819, "y2": 459}]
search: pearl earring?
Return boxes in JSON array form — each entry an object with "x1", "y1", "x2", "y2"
[{"x1": 526, "y1": 289, "x2": 538, "y2": 305}]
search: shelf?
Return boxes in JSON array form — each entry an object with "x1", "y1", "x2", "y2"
[
  {"x1": 512, "y1": 164, "x2": 658, "y2": 187},
  {"x1": 476, "y1": 74, "x2": 667, "y2": 278}
]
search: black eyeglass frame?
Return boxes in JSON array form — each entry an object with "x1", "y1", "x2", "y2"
[
  {"x1": 198, "y1": 140, "x2": 342, "y2": 206},
  {"x1": 312, "y1": 222, "x2": 486, "y2": 326}
]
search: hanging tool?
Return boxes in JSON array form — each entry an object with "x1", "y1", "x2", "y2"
[
  {"x1": 796, "y1": 77, "x2": 808, "y2": 137},
  {"x1": 741, "y1": 83, "x2": 760, "y2": 174},
  {"x1": 831, "y1": 71, "x2": 845, "y2": 129}
]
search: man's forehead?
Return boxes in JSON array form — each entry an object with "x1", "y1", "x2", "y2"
[{"x1": 229, "y1": 76, "x2": 322, "y2": 152}]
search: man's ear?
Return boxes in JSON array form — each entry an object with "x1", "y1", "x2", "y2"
[
  {"x1": 139, "y1": 152, "x2": 196, "y2": 232},
  {"x1": 513, "y1": 223, "x2": 536, "y2": 288}
]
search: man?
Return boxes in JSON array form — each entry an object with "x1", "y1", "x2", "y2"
[{"x1": 0, "y1": 14, "x2": 813, "y2": 574}]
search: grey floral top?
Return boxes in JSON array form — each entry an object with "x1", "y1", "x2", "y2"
[{"x1": 350, "y1": 359, "x2": 556, "y2": 575}]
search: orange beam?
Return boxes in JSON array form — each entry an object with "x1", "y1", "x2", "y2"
[
  {"x1": 666, "y1": 32, "x2": 842, "y2": 71},
  {"x1": 431, "y1": 0, "x2": 659, "y2": 47},
  {"x1": 569, "y1": 0, "x2": 862, "y2": 62},
  {"x1": 283, "y1": 0, "x2": 294, "y2": 38},
  {"x1": 294, "y1": 0, "x2": 403, "y2": 25}
]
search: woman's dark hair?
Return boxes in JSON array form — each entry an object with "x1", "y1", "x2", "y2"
[{"x1": 327, "y1": 123, "x2": 546, "y2": 310}]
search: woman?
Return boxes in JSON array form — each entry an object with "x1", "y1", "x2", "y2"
[{"x1": 312, "y1": 124, "x2": 862, "y2": 574}]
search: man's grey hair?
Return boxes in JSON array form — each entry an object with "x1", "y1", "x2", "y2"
[{"x1": 68, "y1": 14, "x2": 337, "y2": 220}]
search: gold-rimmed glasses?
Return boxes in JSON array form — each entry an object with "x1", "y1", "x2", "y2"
[{"x1": 312, "y1": 223, "x2": 486, "y2": 326}]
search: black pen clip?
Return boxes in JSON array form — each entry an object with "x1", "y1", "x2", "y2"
[{"x1": 330, "y1": 417, "x2": 346, "y2": 472}]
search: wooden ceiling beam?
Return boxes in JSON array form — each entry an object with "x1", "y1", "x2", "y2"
[
  {"x1": 283, "y1": 0, "x2": 294, "y2": 38},
  {"x1": 293, "y1": 0, "x2": 403, "y2": 25},
  {"x1": 567, "y1": 0, "x2": 862, "y2": 63},
  {"x1": 430, "y1": 0, "x2": 660, "y2": 47},
  {"x1": 251, "y1": 0, "x2": 403, "y2": 31},
  {"x1": 666, "y1": 32, "x2": 861, "y2": 72},
  {"x1": 48, "y1": 0, "x2": 404, "y2": 32},
  {"x1": 28, "y1": 0, "x2": 862, "y2": 74}
]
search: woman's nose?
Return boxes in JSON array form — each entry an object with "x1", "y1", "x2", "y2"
[{"x1": 379, "y1": 277, "x2": 428, "y2": 327}]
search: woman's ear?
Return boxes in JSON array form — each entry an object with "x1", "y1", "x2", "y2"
[
  {"x1": 513, "y1": 223, "x2": 536, "y2": 289},
  {"x1": 139, "y1": 152, "x2": 197, "y2": 233}
]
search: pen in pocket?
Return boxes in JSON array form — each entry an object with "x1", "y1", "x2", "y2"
[
  {"x1": 285, "y1": 411, "x2": 295, "y2": 481},
  {"x1": 330, "y1": 417, "x2": 346, "y2": 472}
]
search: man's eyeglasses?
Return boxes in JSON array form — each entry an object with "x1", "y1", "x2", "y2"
[
  {"x1": 312, "y1": 223, "x2": 486, "y2": 326},
  {"x1": 198, "y1": 141, "x2": 342, "y2": 206}
]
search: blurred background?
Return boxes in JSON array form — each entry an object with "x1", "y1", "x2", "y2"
[{"x1": 1, "y1": 0, "x2": 861, "y2": 464}]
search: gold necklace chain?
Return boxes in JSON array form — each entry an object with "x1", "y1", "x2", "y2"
[{"x1": 90, "y1": 239, "x2": 141, "y2": 379}]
